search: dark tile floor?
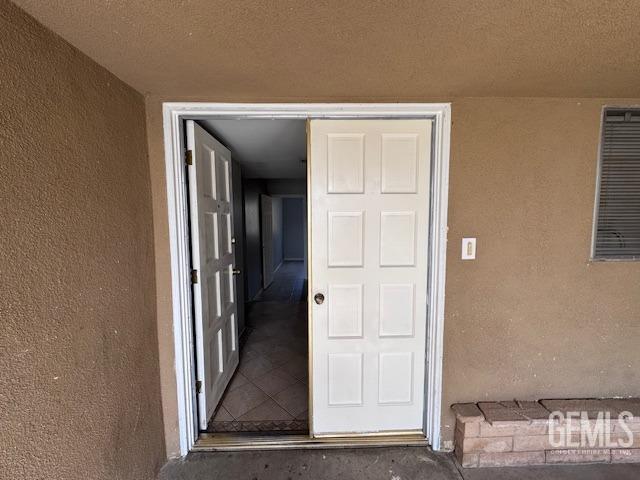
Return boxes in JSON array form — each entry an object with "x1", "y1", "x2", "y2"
[
  {"x1": 254, "y1": 261, "x2": 307, "y2": 303},
  {"x1": 207, "y1": 261, "x2": 308, "y2": 433}
]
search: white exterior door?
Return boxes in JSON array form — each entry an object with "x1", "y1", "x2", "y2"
[
  {"x1": 186, "y1": 121, "x2": 239, "y2": 430},
  {"x1": 310, "y1": 119, "x2": 432, "y2": 436}
]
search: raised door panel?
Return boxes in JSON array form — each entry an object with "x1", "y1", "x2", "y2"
[
  {"x1": 381, "y1": 134, "x2": 419, "y2": 193},
  {"x1": 327, "y1": 211, "x2": 364, "y2": 267},
  {"x1": 327, "y1": 284, "x2": 363, "y2": 338},
  {"x1": 327, "y1": 134, "x2": 365, "y2": 193},
  {"x1": 379, "y1": 211, "x2": 416, "y2": 267}
]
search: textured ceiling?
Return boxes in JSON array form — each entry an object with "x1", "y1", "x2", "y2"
[
  {"x1": 12, "y1": 0, "x2": 640, "y2": 98},
  {"x1": 199, "y1": 119, "x2": 306, "y2": 178}
]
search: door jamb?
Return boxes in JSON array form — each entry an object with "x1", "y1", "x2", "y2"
[{"x1": 162, "y1": 103, "x2": 451, "y2": 456}]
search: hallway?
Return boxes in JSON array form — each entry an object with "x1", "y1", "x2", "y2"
[{"x1": 206, "y1": 261, "x2": 308, "y2": 433}]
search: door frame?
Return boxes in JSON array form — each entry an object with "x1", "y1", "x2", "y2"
[{"x1": 162, "y1": 103, "x2": 451, "y2": 456}]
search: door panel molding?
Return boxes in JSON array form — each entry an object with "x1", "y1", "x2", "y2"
[{"x1": 163, "y1": 103, "x2": 451, "y2": 455}]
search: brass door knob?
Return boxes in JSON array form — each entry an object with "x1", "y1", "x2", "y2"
[{"x1": 314, "y1": 293, "x2": 325, "y2": 305}]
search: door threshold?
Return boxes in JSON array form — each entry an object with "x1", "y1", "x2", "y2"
[{"x1": 194, "y1": 432, "x2": 429, "y2": 451}]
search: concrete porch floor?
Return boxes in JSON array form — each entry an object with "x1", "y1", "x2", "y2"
[{"x1": 158, "y1": 447, "x2": 640, "y2": 480}]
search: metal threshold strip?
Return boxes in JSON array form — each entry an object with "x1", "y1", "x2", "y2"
[{"x1": 194, "y1": 432, "x2": 429, "y2": 451}]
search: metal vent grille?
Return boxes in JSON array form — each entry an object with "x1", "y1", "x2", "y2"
[{"x1": 593, "y1": 109, "x2": 640, "y2": 260}]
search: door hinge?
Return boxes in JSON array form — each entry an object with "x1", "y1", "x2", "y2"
[
  {"x1": 190, "y1": 269, "x2": 198, "y2": 284},
  {"x1": 185, "y1": 149, "x2": 193, "y2": 166},
  {"x1": 195, "y1": 380, "x2": 202, "y2": 394}
]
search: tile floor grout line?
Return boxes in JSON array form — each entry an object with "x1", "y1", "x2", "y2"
[
  {"x1": 235, "y1": 378, "x2": 306, "y2": 421},
  {"x1": 218, "y1": 364, "x2": 308, "y2": 422}
]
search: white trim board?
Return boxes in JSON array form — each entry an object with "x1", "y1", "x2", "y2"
[{"x1": 162, "y1": 103, "x2": 451, "y2": 456}]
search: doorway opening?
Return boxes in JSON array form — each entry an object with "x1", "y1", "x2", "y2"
[
  {"x1": 188, "y1": 119, "x2": 309, "y2": 436},
  {"x1": 163, "y1": 103, "x2": 451, "y2": 455}
]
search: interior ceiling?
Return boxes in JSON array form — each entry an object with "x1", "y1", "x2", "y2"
[
  {"x1": 12, "y1": 1, "x2": 640, "y2": 99},
  {"x1": 199, "y1": 119, "x2": 306, "y2": 179}
]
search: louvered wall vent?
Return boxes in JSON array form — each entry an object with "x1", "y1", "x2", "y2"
[{"x1": 593, "y1": 108, "x2": 640, "y2": 260}]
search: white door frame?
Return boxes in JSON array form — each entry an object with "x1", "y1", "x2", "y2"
[{"x1": 162, "y1": 103, "x2": 451, "y2": 456}]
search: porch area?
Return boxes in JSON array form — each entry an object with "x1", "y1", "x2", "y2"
[{"x1": 159, "y1": 446, "x2": 640, "y2": 480}]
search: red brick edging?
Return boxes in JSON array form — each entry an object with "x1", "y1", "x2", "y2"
[{"x1": 452, "y1": 399, "x2": 640, "y2": 468}]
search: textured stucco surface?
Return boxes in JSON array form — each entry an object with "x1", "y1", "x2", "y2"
[
  {"x1": 440, "y1": 97, "x2": 640, "y2": 446},
  {"x1": 0, "y1": 1, "x2": 165, "y2": 478},
  {"x1": 6, "y1": 0, "x2": 640, "y2": 459},
  {"x1": 145, "y1": 96, "x2": 640, "y2": 455},
  {"x1": 9, "y1": 1, "x2": 640, "y2": 99}
]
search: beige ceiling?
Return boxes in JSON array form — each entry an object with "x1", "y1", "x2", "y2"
[{"x1": 12, "y1": 0, "x2": 640, "y2": 98}]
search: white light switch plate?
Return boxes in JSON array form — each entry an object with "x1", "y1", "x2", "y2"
[{"x1": 462, "y1": 238, "x2": 476, "y2": 260}]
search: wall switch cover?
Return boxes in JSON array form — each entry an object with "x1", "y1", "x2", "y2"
[{"x1": 462, "y1": 238, "x2": 476, "y2": 260}]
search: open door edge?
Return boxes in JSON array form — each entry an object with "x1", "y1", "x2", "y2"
[{"x1": 305, "y1": 118, "x2": 314, "y2": 438}]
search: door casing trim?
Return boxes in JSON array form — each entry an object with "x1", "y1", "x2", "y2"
[{"x1": 162, "y1": 103, "x2": 451, "y2": 456}]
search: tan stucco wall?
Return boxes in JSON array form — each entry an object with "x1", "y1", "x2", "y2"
[
  {"x1": 441, "y1": 97, "x2": 640, "y2": 445},
  {"x1": 0, "y1": 1, "x2": 165, "y2": 478},
  {"x1": 146, "y1": 96, "x2": 640, "y2": 455}
]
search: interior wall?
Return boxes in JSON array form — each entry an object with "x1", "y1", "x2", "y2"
[
  {"x1": 145, "y1": 96, "x2": 640, "y2": 456},
  {"x1": 243, "y1": 179, "x2": 267, "y2": 300},
  {"x1": 0, "y1": 2, "x2": 165, "y2": 478},
  {"x1": 231, "y1": 160, "x2": 246, "y2": 335},
  {"x1": 267, "y1": 179, "x2": 307, "y2": 196},
  {"x1": 283, "y1": 197, "x2": 306, "y2": 261},
  {"x1": 271, "y1": 196, "x2": 284, "y2": 270}
]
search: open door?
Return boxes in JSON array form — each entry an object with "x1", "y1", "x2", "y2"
[
  {"x1": 260, "y1": 194, "x2": 274, "y2": 288},
  {"x1": 309, "y1": 119, "x2": 432, "y2": 436},
  {"x1": 186, "y1": 121, "x2": 239, "y2": 430}
]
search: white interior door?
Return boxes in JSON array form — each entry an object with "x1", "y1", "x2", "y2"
[
  {"x1": 261, "y1": 194, "x2": 274, "y2": 288},
  {"x1": 186, "y1": 121, "x2": 239, "y2": 430},
  {"x1": 310, "y1": 119, "x2": 432, "y2": 436}
]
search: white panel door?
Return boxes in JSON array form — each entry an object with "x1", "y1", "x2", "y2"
[
  {"x1": 310, "y1": 119, "x2": 431, "y2": 436},
  {"x1": 186, "y1": 121, "x2": 239, "y2": 430},
  {"x1": 261, "y1": 194, "x2": 274, "y2": 289}
]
